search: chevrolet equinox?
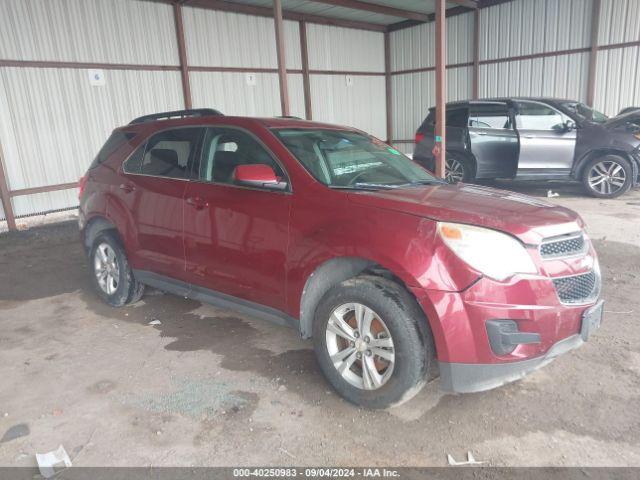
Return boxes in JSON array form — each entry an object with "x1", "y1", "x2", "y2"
[{"x1": 79, "y1": 109, "x2": 604, "y2": 408}]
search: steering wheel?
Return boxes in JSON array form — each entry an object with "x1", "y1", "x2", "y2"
[{"x1": 346, "y1": 169, "x2": 372, "y2": 186}]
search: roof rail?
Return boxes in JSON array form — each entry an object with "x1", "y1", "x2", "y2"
[
  {"x1": 276, "y1": 115, "x2": 303, "y2": 119},
  {"x1": 129, "y1": 108, "x2": 223, "y2": 124}
]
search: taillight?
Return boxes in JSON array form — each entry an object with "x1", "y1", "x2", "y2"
[
  {"x1": 78, "y1": 175, "x2": 87, "y2": 199},
  {"x1": 415, "y1": 132, "x2": 425, "y2": 144}
]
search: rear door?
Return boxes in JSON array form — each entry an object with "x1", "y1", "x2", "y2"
[
  {"x1": 119, "y1": 127, "x2": 204, "y2": 280},
  {"x1": 514, "y1": 100, "x2": 576, "y2": 175},
  {"x1": 468, "y1": 103, "x2": 519, "y2": 178}
]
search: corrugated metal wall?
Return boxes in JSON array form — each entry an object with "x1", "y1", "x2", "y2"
[
  {"x1": 0, "y1": 0, "x2": 180, "y2": 65},
  {"x1": 479, "y1": 52, "x2": 590, "y2": 100},
  {"x1": 479, "y1": 0, "x2": 593, "y2": 60},
  {"x1": 306, "y1": 25, "x2": 386, "y2": 139},
  {"x1": 183, "y1": 8, "x2": 301, "y2": 69},
  {"x1": 595, "y1": 0, "x2": 640, "y2": 116},
  {"x1": 390, "y1": 12, "x2": 474, "y2": 154},
  {"x1": 190, "y1": 72, "x2": 306, "y2": 118},
  {"x1": 0, "y1": 0, "x2": 183, "y2": 220},
  {"x1": 184, "y1": 7, "x2": 306, "y2": 118}
]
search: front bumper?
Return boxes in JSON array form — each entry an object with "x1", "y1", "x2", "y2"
[
  {"x1": 439, "y1": 333, "x2": 582, "y2": 393},
  {"x1": 411, "y1": 272, "x2": 603, "y2": 393}
]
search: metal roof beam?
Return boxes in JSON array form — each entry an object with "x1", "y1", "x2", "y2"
[
  {"x1": 183, "y1": 0, "x2": 387, "y2": 31},
  {"x1": 307, "y1": 0, "x2": 430, "y2": 22},
  {"x1": 448, "y1": 0, "x2": 478, "y2": 9}
]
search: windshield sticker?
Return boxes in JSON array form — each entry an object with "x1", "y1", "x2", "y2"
[
  {"x1": 334, "y1": 162, "x2": 384, "y2": 176},
  {"x1": 387, "y1": 147, "x2": 401, "y2": 155}
]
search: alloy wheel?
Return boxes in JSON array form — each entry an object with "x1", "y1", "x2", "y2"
[
  {"x1": 325, "y1": 303, "x2": 395, "y2": 390},
  {"x1": 588, "y1": 160, "x2": 626, "y2": 196},
  {"x1": 94, "y1": 243, "x2": 120, "y2": 295},
  {"x1": 445, "y1": 157, "x2": 465, "y2": 183}
]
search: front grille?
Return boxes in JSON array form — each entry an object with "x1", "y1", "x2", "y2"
[
  {"x1": 540, "y1": 233, "x2": 586, "y2": 259},
  {"x1": 553, "y1": 270, "x2": 599, "y2": 305}
]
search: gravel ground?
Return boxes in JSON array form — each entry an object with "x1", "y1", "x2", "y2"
[{"x1": 0, "y1": 182, "x2": 639, "y2": 467}]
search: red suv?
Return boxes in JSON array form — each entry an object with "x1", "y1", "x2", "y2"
[{"x1": 79, "y1": 109, "x2": 603, "y2": 408}]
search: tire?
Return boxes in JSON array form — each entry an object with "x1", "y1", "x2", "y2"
[
  {"x1": 582, "y1": 154, "x2": 633, "y2": 198},
  {"x1": 445, "y1": 154, "x2": 474, "y2": 183},
  {"x1": 89, "y1": 231, "x2": 145, "y2": 307},
  {"x1": 312, "y1": 275, "x2": 433, "y2": 409}
]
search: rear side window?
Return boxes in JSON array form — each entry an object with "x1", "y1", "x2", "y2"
[
  {"x1": 446, "y1": 108, "x2": 468, "y2": 127},
  {"x1": 422, "y1": 107, "x2": 468, "y2": 128},
  {"x1": 89, "y1": 131, "x2": 135, "y2": 169},
  {"x1": 468, "y1": 104, "x2": 512, "y2": 129},
  {"x1": 124, "y1": 128, "x2": 203, "y2": 179}
]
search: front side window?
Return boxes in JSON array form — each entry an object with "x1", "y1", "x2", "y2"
[
  {"x1": 515, "y1": 102, "x2": 567, "y2": 130},
  {"x1": 125, "y1": 127, "x2": 203, "y2": 179},
  {"x1": 274, "y1": 129, "x2": 440, "y2": 189},
  {"x1": 468, "y1": 104, "x2": 512, "y2": 129},
  {"x1": 198, "y1": 128, "x2": 285, "y2": 186}
]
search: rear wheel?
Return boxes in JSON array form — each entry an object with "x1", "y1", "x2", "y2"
[
  {"x1": 445, "y1": 154, "x2": 474, "y2": 183},
  {"x1": 313, "y1": 276, "x2": 432, "y2": 409},
  {"x1": 582, "y1": 154, "x2": 632, "y2": 198},
  {"x1": 89, "y1": 232, "x2": 144, "y2": 307}
]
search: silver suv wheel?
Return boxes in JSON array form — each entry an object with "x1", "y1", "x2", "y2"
[
  {"x1": 588, "y1": 160, "x2": 627, "y2": 196},
  {"x1": 94, "y1": 243, "x2": 120, "y2": 295},
  {"x1": 445, "y1": 157, "x2": 465, "y2": 183},
  {"x1": 325, "y1": 302, "x2": 395, "y2": 390}
]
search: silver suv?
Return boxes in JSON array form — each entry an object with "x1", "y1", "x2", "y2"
[{"x1": 414, "y1": 98, "x2": 640, "y2": 198}]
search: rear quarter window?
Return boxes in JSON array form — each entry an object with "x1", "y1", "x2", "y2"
[{"x1": 89, "y1": 131, "x2": 136, "y2": 169}]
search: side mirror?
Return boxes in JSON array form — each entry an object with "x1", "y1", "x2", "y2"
[
  {"x1": 233, "y1": 164, "x2": 287, "y2": 190},
  {"x1": 564, "y1": 120, "x2": 577, "y2": 131}
]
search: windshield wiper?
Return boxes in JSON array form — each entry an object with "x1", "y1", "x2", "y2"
[
  {"x1": 329, "y1": 184, "x2": 391, "y2": 191},
  {"x1": 397, "y1": 179, "x2": 448, "y2": 187}
]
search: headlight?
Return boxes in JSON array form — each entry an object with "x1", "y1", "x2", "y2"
[{"x1": 437, "y1": 222, "x2": 537, "y2": 281}]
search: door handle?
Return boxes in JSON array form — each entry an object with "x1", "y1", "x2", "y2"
[
  {"x1": 119, "y1": 183, "x2": 135, "y2": 193},
  {"x1": 523, "y1": 135, "x2": 535, "y2": 139},
  {"x1": 470, "y1": 131, "x2": 488, "y2": 136},
  {"x1": 186, "y1": 196, "x2": 209, "y2": 210}
]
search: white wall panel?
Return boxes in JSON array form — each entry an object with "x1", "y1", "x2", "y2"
[
  {"x1": 310, "y1": 75, "x2": 386, "y2": 139},
  {"x1": 480, "y1": 0, "x2": 592, "y2": 61},
  {"x1": 190, "y1": 71, "x2": 305, "y2": 119},
  {"x1": 594, "y1": 46, "x2": 640, "y2": 116},
  {"x1": 0, "y1": 67, "x2": 184, "y2": 217},
  {"x1": 391, "y1": 12, "x2": 474, "y2": 72},
  {"x1": 307, "y1": 25, "x2": 384, "y2": 72},
  {"x1": 599, "y1": 0, "x2": 640, "y2": 46},
  {"x1": 183, "y1": 8, "x2": 301, "y2": 69},
  {"x1": 0, "y1": 0, "x2": 179, "y2": 65},
  {"x1": 391, "y1": 66, "x2": 473, "y2": 142},
  {"x1": 478, "y1": 52, "x2": 590, "y2": 101}
]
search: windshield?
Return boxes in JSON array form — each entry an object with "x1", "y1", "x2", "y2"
[
  {"x1": 561, "y1": 102, "x2": 608, "y2": 124},
  {"x1": 273, "y1": 129, "x2": 440, "y2": 189}
]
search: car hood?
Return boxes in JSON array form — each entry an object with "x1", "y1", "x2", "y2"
[{"x1": 348, "y1": 183, "x2": 583, "y2": 244}]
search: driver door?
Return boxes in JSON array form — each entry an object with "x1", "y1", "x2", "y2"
[
  {"x1": 182, "y1": 127, "x2": 292, "y2": 311},
  {"x1": 514, "y1": 100, "x2": 577, "y2": 174}
]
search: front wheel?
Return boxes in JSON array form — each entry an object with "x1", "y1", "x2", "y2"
[
  {"x1": 312, "y1": 276, "x2": 433, "y2": 409},
  {"x1": 582, "y1": 154, "x2": 633, "y2": 198}
]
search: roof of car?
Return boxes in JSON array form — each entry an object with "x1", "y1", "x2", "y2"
[
  {"x1": 442, "y1": 97, "x2": 578, "y2": 108},
  {"x1": 251, "y1": 116, "x2": 356, "y2": 130},
  {"x1": 123, "y1": 109, "x2": 359, "y2": 133}
]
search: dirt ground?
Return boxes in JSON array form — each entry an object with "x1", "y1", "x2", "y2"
[{"x1": 0, "y1": 181, "x2": 639, "y2": 468}]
